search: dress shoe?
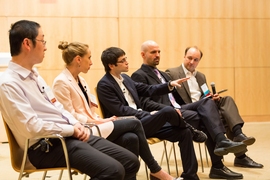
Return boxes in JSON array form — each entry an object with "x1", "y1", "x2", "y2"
[
  {"x1": 214, "y1": 139, "x2": 247, "y2": 156},
  {"x1": 234, "y1": 156, "x2": 264, "y2": 168},
  {"x1": 233, "y1": 133, "x2": 256, "y2": 146},
  {"x1": 150, "y1": 174, "x2": 183, "y2": 180},
  {"x1": 209, "y1": 166, "x2": 243, "y2": 179},
  {"x1": 186, "y1": 123, "x2": 207, "y2": 143}
]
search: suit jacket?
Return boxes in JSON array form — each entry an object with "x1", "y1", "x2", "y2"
[
  {"x1": 52, "y1": 68, "x2": 113, "y2": 138},
  {"x1": 131, "y1": 64, "x2": 185, "y2": 111},
  {"x1": 166, "y1": 65, "x2": 207, "y2": 103},
  {"x1": 97, "y1": 72, "x2": 171, "y2": 119}
]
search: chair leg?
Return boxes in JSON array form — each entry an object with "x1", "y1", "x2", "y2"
[
  {"x1": 172, "y1": 143, "x2": 179, "y2": 177},
  {"x1": 198, "y1": 143, "x2": 204, "y2": 172},
  {"x1": 163, "y1": 141, "x2": 171, "y2": 174},
  {"x1": 57, "y1": 170, "x2": 64, "y2": 180},
  {"x1": 42, "y1": 171, "x2": 48, "y2": 180},
  {"x1": 204, "y1": 143, "x2": 209, "y2": 167},
  {"x1": 145, "y1": 162, "x2": 149, "y2": 180}
]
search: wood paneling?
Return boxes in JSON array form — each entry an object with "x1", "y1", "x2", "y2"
[
  {"x1": 234, "y1": 0, "x2": 270, "y2": 18},
  {"x1": 0, "y1": 0, "x2": 269, "y2": 120},
  {"x1": 119, "y1": 0, "x2": 234, "y2": 18},
  {"x1": 0, "y1": 0, "x2": 118, "y2": 17},
  {"x1": 234, "y1": 19, "x2": 270, "y2": 67},
  {"x1": 235, "y1": 68, "x2": 270, "y2": 116}
]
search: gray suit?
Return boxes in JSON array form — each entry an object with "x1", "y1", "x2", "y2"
[{"x1": 166, "y1": 65, "x2": 245, "y2": 145}]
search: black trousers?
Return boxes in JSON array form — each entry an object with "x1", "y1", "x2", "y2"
[
  {"x1": 28, "y1": 135, "x2": 140, "y2": 180},
  {"x1": 139, "y1": 106, "x2": 199, "y2": 180},
  {"x1": 181, "y1": 98, "x2": 226, "y2": 167},
  {"x1": 106, "y1": 119, "x2": 161, "y2": 173}
]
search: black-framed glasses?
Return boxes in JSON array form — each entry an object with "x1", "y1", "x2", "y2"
[
  {"x1": 35, "y1": 39, "x2": 47, "y2": 45},
  {"x1": 117, "y1": 57, "x2": 127, "y2": 63}
]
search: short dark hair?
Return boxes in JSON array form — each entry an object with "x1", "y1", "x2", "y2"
[
  {"x1": 184, "y1": 46, "x2": 203, "y2": 59},
  {"x1": 9, "y1": 20, "x2": 40, "y2": 56},
  {"x1": 101, "y1": 47, "x2": 125, "y2": 73}
]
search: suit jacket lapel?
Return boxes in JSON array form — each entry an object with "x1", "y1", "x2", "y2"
[
  {"x1": 141, "y1": 64, "x2": 161, "y2": 84},
  {"x1": 63, "y1": 69, "x2": 90, "y2": 109},
  {"x1": 179, "y1": 66, "x2": 192, "y2": 97}
]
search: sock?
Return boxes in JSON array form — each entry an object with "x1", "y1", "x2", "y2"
[
  {"x1": 215, "y1": 133, "x2": 226, "y2": 143},
  {"x1": 236, "y1": 154, "x2": 246, "y2": 159},
  {"x1": 232, "y1": 125, "x2": 243, "y2": 136},
  {"x1": 212, "y1": 161, "x2": 224, "y2": 169}
]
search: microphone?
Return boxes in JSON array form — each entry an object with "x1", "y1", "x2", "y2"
[{"x1": 210, "y1": 82, "x2": 216, "y2": 94}]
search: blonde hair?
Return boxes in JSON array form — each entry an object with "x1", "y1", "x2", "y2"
[{"x1": 58, "y1": 41, "x2": 89, "y2": 65}]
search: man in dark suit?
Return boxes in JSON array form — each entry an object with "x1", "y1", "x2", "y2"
[
  {"x1": 166, "y1": 46, "x2": 263, "y2": 169},
  {"x1": 97, "y1": 46, "x2": 246, "y2": 180},
  {"x1": 131, "y1": 40, "x2": 249, "y2": 179}
]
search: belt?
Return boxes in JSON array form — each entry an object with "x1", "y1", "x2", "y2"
[{"x1": 29, "y1": 138, "x2": 53, "y2": 152}]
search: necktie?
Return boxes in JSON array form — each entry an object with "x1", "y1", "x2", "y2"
[{"x1": 153, "y1": 69, "x2": 181, "y2": 108}]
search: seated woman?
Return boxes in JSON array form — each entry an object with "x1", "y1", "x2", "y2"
[{"x1": 52, "y1": 41, "x2": 180, "y2": 180}]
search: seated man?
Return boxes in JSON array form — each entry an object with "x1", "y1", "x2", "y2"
[
  {"x1": 97, "y1": 46, "x2": 246, "y2": 180},
  {"x1": 0, "y1": 20, "x2": 140, "y2": 180},
  {"x1": 166, "y1": 45, "x2": 263, "y2": 169},
  {"x1": 131, "y1": 40, "x2": 246, "y2": 179}
]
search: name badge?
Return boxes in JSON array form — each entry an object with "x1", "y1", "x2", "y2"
[
  {"x1": 201, "y1": 83, "x2": 211, "y2": 97},
  {"x1": 44, "y1": 86, "x2": 57, "y2": 104}
]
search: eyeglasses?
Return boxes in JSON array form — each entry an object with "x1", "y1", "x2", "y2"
[
  {"x1": 35, "y1": 39, "x2": 47, "y2": 45},
  {"x1": 117, "y1": 57, "x2": 127, "y2": 63}
]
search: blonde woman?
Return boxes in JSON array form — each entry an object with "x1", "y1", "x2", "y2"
[{"x1": 53, "y1": 41, "x2": 180, "y2": 180}]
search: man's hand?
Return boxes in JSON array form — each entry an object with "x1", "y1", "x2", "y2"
[
  {"x1": 170, "y1": 77, "x2": 190, "y2": 88},
  {"x1": 73, "y1": 122, "x2": 91, "y2": 142},
  {"x1": 211, "y1": 93, "x2": 221, "y2": 101}
]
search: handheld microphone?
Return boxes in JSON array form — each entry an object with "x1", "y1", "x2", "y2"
[{"x1": 210, "y1": 82, "x2": 216, "y2": 94}]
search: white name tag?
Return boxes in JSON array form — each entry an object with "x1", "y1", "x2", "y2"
[
  {"x1": 201, "y1": 83, "x2": 211, "y2": 97},
  {"x1": 89, "y1": 94, "x2": 98, "y2": 108}
]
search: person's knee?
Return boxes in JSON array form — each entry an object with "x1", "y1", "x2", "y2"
[
  {"x1": 121, "y1": 133, "x2": 139, "y2": 156},
  {"x1": 161, "y1": 106, "x2": 175, "y2": 114}
]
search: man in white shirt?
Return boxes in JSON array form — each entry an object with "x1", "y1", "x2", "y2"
[
  {"x1": 0, "y1": 20, "x2": 139, "y2": 180},
  {"x1": 166, "y1": 46, "x2": 263, "y2": 169}
]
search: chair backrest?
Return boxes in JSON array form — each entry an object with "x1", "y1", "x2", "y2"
[
  {"x1": 94, "y1": 87, "x2": 104, "y2": 118},
  {"x1": 2, "y1": 117, "x2": 27, "y2": 172}
]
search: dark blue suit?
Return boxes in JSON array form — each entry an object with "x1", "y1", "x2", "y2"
[
  {"x1": 97, "y1": 72, "x2": 199, "y2": 180},
  {"x1": 131, "y1": 64, "x2": 227, "y2": 168}
]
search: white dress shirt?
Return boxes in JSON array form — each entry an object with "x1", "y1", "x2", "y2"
[
  {"x1": 0, "y1": 62, "x2": 78, "y2": 149},
  {"x1": 182, "y1": 63, "x2": 202, "y2": 102}
]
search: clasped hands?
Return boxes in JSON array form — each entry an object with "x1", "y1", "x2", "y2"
[{"x1": 73, "y1": 122, "x2": 91, "y2": 142}]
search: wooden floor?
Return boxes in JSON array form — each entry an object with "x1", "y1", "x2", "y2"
[{"x1": 0, "y1": 121, "x2": 269, "y2": 180}]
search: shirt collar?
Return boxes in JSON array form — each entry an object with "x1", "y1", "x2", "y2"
[
  {"x1": 181, "y1": 63, "x2": 197, "y2": 76},
  {"x1": 8, "y1": 61, "x2": 39, "y2": 79},
  {"x1": 111, "y1": 73, "x2": 124, "y2": 84}
]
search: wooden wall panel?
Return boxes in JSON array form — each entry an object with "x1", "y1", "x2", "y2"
[
  {"x1": 234, "y1": 19, "x2": 270, "y2": 67},
  {"x1": 235, "y1": 68, "x2": 270, "y2": 116},
  {"x1": 234, "y1": 0, "x2": 270, "y2": 18},
  {"x1": 119, "y1": 18, "x2": 234, "y2": 70},
  {"x1": 0, "y1": 0, "x2": 118, "y2": 17},
  {"x1": 0, "y1": 18, "x2": 9, "y2": 52},
  {"x1": 71, "y1": 18, "x2": 119, "y2": 70},
  {"x1": 119, "y1": 0, "x2": 234, "y2": 18}
]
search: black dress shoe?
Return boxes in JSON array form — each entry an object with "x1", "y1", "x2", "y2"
[
  {"x1": 214, "y1": 139, "x2": 247, "y2": 156},
  {"x1": 233, "y1": 133, "x2": 256, "y2": 146},
  {"x1": 209, "y1": 166, "x2": 243, "y2": 179},
  {"x1": 234, "y1": 156, "x2": 264, "y2": 168},
  {"x1": 186, "y1": 123, "x2": 207, "y2": 143}
]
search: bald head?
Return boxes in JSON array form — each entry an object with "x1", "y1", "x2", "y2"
[
  {"x1": 140, "y1": 40, "x2": 160, "y2": 68},
  {"x1": 141, "y1": 40, "x2": 158, "y2": 52}
]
